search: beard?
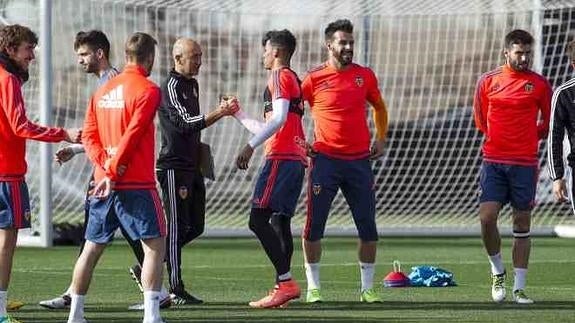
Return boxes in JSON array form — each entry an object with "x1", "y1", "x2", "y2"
[{"x1": 337, "y1": 50, "x2": 353, "y2": 66}]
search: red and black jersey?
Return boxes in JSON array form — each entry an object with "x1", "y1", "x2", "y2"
[
  {"x1": 473, "y1": 64, "x2": 552, "y2": 166},
  {"x1": 263, "y1": 67, "x2": 306, "y2": 163}
]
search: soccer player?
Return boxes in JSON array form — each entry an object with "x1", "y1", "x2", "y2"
[
  {"x1": 300, "y1": 19, "x2": 388, "y2": 303},
  {"x1": 0, "y1": 24, "x2": 80, "y2": 323},
  {"x1": 548, "y1": 40, "x2": 575, "y2": 210},
  {"x1": 40, "y1": 30, "x2": 171, "y2": 311},
  {"x1": 473, "y1": 29, "x2": 551, "y2": 304},
  {"x1": 233, "y1": 29, "x2": 305, "y2": 308},
  {"x1": 156, "y1": 37, "x2": 238, "y2": 305},
  {"x1": 66, "y1": 32, "x2": 165, "y2": 323}
]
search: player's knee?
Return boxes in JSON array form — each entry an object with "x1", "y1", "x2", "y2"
[{"x1": 248, "y1": 208, "x2": 270, "y2": 233}]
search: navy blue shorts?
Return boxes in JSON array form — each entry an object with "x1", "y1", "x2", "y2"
[
  {"x1": 0, "y1": 181, "x2": 31, "y2": 229},
  {"x1": 303, "y1": 154, "x2": 377, "y2": 242},
  {"x1": 479, "y1": 161, "x2": 538, "y2": 211},
  {"x1": 252, "y1": 159, "x2": 305, "y2": 216},
  {"x1": 86, "y1": 189, "x2": 167, "y2": 244}
]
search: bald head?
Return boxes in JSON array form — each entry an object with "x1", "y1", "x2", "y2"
[{"x1": 173, "y1": 38, "x2": 202, "y2": 78}]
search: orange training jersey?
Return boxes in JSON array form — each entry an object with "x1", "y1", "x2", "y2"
[
  {"x1": 302, "y1": 62, "x2": 381, "y2": 160},
  {"x1": 263, "y1": 67, "x2": 307, "y2": 164},
  {"x1": 473, "y1": 65, "x2": 552, "y2": 166},
  {"x1": 82, "y1": 65, "x2": 161, "y2": 189},
  {"x1": 0, "y1": 65, "x2": 67, "y2": 180}
]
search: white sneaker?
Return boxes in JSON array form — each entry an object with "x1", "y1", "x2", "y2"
[
  {"x1": 39, "y1": 294, "x2": 71, "y2": 309},
  {"x1": 491, "y1": 272, "x2": 506, "y2": 303},
  {"x1": 513, "y1": 289, "x2": 534, "y2": 304},
  {"x1": 67, "y1": 319, "x2": 88, "y2": 323}
]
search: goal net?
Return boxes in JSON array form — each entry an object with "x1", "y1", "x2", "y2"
[{"x1": 2, "y1": 0, "x2": 575, "y2": 241}]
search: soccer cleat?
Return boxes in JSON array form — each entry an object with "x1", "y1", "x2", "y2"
[
  {"x1": 6, "y1": 300, "x2": 24, "y2": 311},
  {"x1": 491, "y1": 272, "x2": 506, "y2": 303},
  {"x1": 170, "y1": 289, "x2": 203, "y2": 305},
  {"x1": 249, "y1": 279, "x2": 301, "y2": 308},
  {"x1": 513, "y1": 289, "x2": 534, "y2": 304},
  {"x1": 127, "y1": 294, "x2": 173, "y2": 311},
  {"x1": 39, "y1": 294, "x2": 71, "y2": 309},
  {"x1": 0, "y1": 316, "x2": 22, "y2": 323},
  {"x1": 305, "y1": 288, "x2": 323, "y2": 303},
  {"x1": 129, "y1": 264, "x2": 144, "y2": 293},
  {"x1": 360, "y1": 288, "x2": 383, "y2": 303}
]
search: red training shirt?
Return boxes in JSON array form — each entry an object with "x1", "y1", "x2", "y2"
[
  {"x1": 0, "y1": 64, "x2": 67, "y2": 181},
  {"x1": 302, "y1": 61, "x2": 382, "y2": 160},
  {"x1": 82, "y1": 64, "x2": 160, "y2": 189},
  {"x1": 473, "y1": 64, "x2": 552, "y2": 166}
]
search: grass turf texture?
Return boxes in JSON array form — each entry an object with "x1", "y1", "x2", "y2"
[{"x1": 7, "y1": 237, "x2": 575, "y2": 322}]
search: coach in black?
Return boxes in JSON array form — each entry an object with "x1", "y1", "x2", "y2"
[
  {"x1": 156, "y1": 37, "x2": 238, "y2": 305},
  {"x1": 548, "y1": 40, "x2": 575, "y2": 211}
]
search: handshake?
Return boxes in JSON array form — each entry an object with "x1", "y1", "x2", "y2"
[{"x1": 218, "y1": 94, "x2": 240, "y2": 116}]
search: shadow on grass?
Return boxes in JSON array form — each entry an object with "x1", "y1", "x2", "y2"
[{"x1": 13, "y1": 300, "x2": 575, "y2": 322}]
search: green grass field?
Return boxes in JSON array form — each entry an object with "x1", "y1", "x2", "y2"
[{"x1": 7, "y1": 237, "x2": 575, "y2": 322}]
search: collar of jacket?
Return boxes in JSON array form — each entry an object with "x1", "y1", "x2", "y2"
[
  {"x1": 169, "y1": 69, "x2": 196, "y2": 83},
  {"x1": 0, "y1": 52, "x2": 29, "y2": 83}
]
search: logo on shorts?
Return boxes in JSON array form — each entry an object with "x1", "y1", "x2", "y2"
[
  {"x1": 524, "y1": 82, "x2": 534, "y2": 93},
  {"x1": 355, "y1": 76, "x2": 364, "y2": 87},
  {"x1": 313, "y1": 184, "x2": 321, "y2": 195},
  {"x1": 178, "y1": 186, "x2": 188, "y2": 199},
  {"x1": 24, "y1": 210, "x2": 31, "y2": 221}
]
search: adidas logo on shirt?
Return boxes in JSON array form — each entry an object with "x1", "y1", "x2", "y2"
[{"x1": 98, "y1": 85, "x2": 125, "y2": 109}]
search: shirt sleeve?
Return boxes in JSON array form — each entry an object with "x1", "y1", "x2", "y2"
[
  {"x1": 82, "y1": 96, "x2": 108, "y2": 170},
  {"x1": 473, "y1": 75, "x2": 488, "y2": 134},
  {"x1": 301, "y1": 74, "x2": 313, "y2": 106},
  {"x1": 161, "y1": 78, "x2": 206, "y2": 134},
  {"x1": 107, "y1": 86, "x2": 161, "y2": 180},
  {"x1": 0, "y1": 74, "x2": 67, "y2": 142},
  {"x1": 547, "y1": 89, "x2": 568, "y2": 180},
  {"x1": 365, "y1": 69, "x2": 388, "y2": 141}
]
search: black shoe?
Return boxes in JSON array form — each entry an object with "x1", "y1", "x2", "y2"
[
  {"x1": 170, "y1": 289, "x2": 203, "y2": 305},
  {"x1": 129, "y1": 264, "x2": 144, "y2": 292}
]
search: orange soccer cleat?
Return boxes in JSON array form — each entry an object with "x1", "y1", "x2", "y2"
[{"x1": 248, "y1": 279, "x2": 301, "y2": 308}]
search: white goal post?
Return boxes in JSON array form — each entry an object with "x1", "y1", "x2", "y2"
[{"x1": 1, "y1": 0, "x2": 574, "y2": 246}]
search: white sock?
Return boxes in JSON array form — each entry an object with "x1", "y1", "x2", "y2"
[
  {"x1": 159, "y1": 285, "x2": 169, "y2": 299},
  {"x1": 143, "y1": 290, "x2": 161, "y2": 323},
  {"x1": 0, "y1": 290, "x2": 7, "y2": 317},
  {"x1": 513, "y1": 268, "x2": 527, "y2": 292},
  {"x1": 488, "y1": 252, "x2": 505, "y2": 275},
  {"x1": 304, "y1": 262, "x2": 320, "y2": 290},
  {"x1": 67, "y1": 293, "x2": 85, "y2": 323},
  {"x1": 359, "y1": 262, "x2": 375, "y2": 292},
  {"x1": 278, "y1": 272, "x2": 292, "y2": 282}
]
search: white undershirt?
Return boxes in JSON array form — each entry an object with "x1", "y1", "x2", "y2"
[{"x1": 234, "y1": 98, "x2": 289, "y2": 148}]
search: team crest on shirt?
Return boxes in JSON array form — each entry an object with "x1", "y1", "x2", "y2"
[
  {"x1": 524, "y1": 82, "x2": 534, "y2": 93},
  {"x1": 313, "y1": 184, "x2": 321, "y2": 195},
  {"x1": 355, "y1": 76, "x2": 364, "y2": 87},
  {"x1": 178, "y1": 186, "x2": 188, "y2": 199},
  {"x1": 490, "y1": 83, "x2": 500, "y2": 92}
]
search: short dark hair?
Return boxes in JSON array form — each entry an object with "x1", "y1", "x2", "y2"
[
  {"x1": 125, "y1": 32, "x2": 157, "y2": 64},
  {"x1": 504, "y1": 29, "x2": 534, "y2": 49},
  {"x1": 74, "y1": 30, "x2": 111, "y2": 60},
  {"x1": 567, "y1": 40, "x2": 575, "y2": 62},
  {"x1": 262, "y1": 29, "x2": 297, "y2": 60},
  {"x1": 0, "y1": 24, "x2": 38, "y2": 54},
  {"x1": 324, "y1": 19, "x2": 353, "y2": 41}
]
